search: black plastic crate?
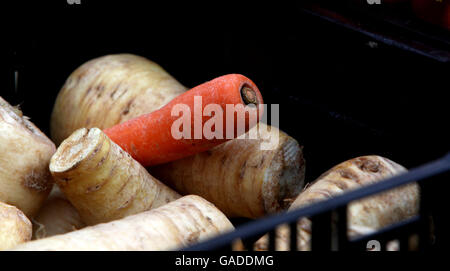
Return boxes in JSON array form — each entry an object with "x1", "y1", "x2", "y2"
[{"x1": 2, "y1": 1, "x2": 449, "y2": 251}]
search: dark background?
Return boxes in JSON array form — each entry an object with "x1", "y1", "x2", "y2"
[{"x1": 1, "y1": 0, "x2": 449, "y2": 185}]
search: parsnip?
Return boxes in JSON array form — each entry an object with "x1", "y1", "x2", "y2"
[
  {"x1": 32, "y1": 186, "x2": 85, "y2": 239},
  {"x1": 50, "y1": 54, "x2": 186, "y2": 145},
  {"x1": 0, "y1": 97, "x2": 55, "y2": 217},
  {"x1": 0, "y1": 201, "x2": 32, "y2": 250},
  {"x1": 150, "y1": 123, "x2": 305, "y2": 218},
  {"x1": 13, "y1": 195, "x2": 239, "y2": 251},
  {"x1": 254, "y1": 155, "x2": 419, "y2": 251},
  {"x1": 50, "y1": 127, "x2": 181, "y2": 225}
]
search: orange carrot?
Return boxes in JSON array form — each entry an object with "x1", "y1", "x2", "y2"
[{"x1": 104, "y1": 74, "x2": 263, "y2": 166}]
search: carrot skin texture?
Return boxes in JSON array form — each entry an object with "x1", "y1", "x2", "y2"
[{"x1": 104, "y1": 74, "x2": 263, "y2": 166}]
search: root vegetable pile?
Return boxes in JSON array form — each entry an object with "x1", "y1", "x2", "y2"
[
  {"x1": 0, "y1": 53, "x2": 426, "y2": 251},
  {"x1": 49, "y1": 54, "x2": 305, "y2": 219}
]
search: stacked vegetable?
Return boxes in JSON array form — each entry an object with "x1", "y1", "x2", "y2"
[{"x1": 0, "y1": 54, "x2": 419, "y2": 251}]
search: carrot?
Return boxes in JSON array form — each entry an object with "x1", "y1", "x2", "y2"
[
  {"x1": 103, "y1": 74, "x2": 264, "y2": 166},
  {"x1": 50, "y1": 55, "x2": 302, "y2": 221}
]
